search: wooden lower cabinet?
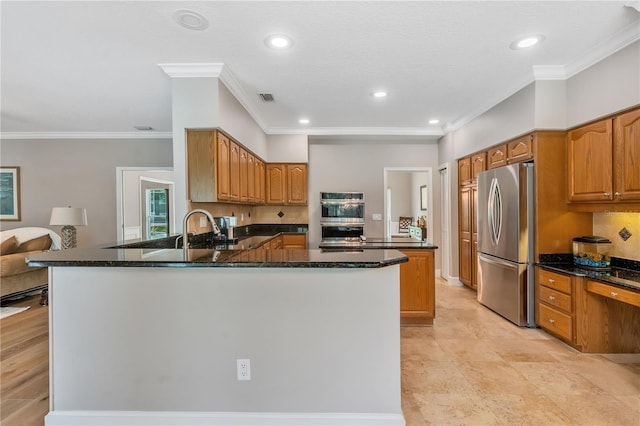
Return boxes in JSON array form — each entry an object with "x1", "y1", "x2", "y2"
[
  {"x1": 399, "y1": 249, "x2": 435, "y2": 326},
  {"x1": 282, "y1": 233, "x2": 307, "y2": 249},
  {"x1": 537, "y1": 267, "x2": 640, "y2": 353}
]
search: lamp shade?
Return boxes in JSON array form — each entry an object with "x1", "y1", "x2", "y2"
[{"x1": 50, "y1": 207, "x2": 88, "y2": 226}]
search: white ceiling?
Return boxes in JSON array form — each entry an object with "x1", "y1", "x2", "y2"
[{"x1": 1, "y1": 1, "x2": 639, "y2": 140}]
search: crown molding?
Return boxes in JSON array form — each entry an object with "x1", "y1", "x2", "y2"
[
  {"x1": 158, "y1": 63, "x2": 224, "y2": 78},
  {"x1": 267, "y1": 126, "x2": 445, "y2": 136},
  {"x1": 218, "y1": 65, "x2": 270, "y2": 133},
  {"x1": 0, "y1": 132, "x2": 173, "y2": 140}
]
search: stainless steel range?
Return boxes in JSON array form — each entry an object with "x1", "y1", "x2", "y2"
[{"x1": 320, "y1": 192, "x2": 365, "y2": 244}]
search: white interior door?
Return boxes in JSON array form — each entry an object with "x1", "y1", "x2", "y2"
[{"x1": 439, "y1": 165, "x2": 450, "y2": 280}]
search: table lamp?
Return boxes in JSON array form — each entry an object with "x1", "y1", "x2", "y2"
[{"x1": 50, "y1": 207, "x2": 87, "y2": 249}]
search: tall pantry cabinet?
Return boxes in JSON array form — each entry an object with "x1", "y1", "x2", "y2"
[{"x1": 458, "y1": 153, "x2": 485, "y2": 289}]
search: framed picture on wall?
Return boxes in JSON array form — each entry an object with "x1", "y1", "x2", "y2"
[
  {"x1": 0, "y1": 166, "x2": 21, "y2": 221},
  {"x1": 420, "y1": 185, "x2": 427, "y2": 211}
]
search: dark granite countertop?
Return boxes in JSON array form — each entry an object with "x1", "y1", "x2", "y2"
[
  {"x1": 537, "y1": 256, "x2": 640, "y2": 292},
  {"x1": 319, "y1": 237, "x2": 438, "y2": 250},
  {"x1": 27, "y1": 248, "x2": 408, "y2": 269}
]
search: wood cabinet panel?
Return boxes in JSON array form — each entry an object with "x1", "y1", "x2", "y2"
[
  {"x1": 471, "y1": 153, "x2": 486, "y2": 181},
  {"x1": 186, "y1": 130, "x2": 216, "y2": 202},
  {"x1": 539, "y1": 286, "x2": 572, "y2": 312},
  {"x1": 282, "y1": 233, "x2": 307, "y2": 249},
  {"x1": 507, "y1": 134, "x2": 533, "y2": 163},
  {"x1": 587, "y1": 280, "x2": 640, "y2": 308},
  {"x1": 538, "y1": 303, "x2": 573, "y2": 341},
  {"x1": 256, "y1": 160, "x2": 265, "y2": 204},
  {"x1": 266, "y1": 164, "x2": 286, "y2": 204},
  {"x1": 239, "y1": 148, "x2": 249, "y2": 202},
  {"x1": 567, "y1": 119, "x2": 613, "y2": 201},
  {"x1": 216, "y1": 132, "x2": 232, "y2": 201},
  {"x1": 458, "y1": 157, "x2": 471, "y2": 185},
  {"x1": 538, "y1": 269, "x2": 572, "y2": 294},
  {"x1": 229, "y1": 140, "x2": 241, "y2": 201},
  {"x1": 247, "y1": 153, "x2": 255, "y2": 203},
  {"x1": 487, "y1": 144, "x2": 507, "y2": 169},
  {"x1": 458, "y1": 185, "x2": 472, "y2": 287},
  {"x1": 399, "y1": 250, "x2": 435, "y2": 325},
  {"x1": 287, "y1": 164, "x2": 308, "y2": 204},
  {"x1": 613, "y1": 108, "x2": 640, "y2": 201}
]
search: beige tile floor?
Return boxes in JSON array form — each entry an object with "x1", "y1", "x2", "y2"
[{"x1": 401, "y1": 278, "x2": 640, "y2": 425}]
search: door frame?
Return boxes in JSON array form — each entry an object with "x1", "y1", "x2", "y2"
[{"x1": 438, "y1": 163, "x2": 452, "y2": 282}]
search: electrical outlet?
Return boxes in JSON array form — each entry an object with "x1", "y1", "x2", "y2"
[
  {"x1": 199, "y1": 217, "x2": 207, "y2": 227},
  {"x1": 237, "y1": 359, "x2": 251, "y2": 381}
]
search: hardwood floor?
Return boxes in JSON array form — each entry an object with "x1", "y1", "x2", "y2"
[
  {"x1": 1, "y1": 294, "x2": 49, "y2": 426},
  {"x1": 1, "y1": 281, "x2": 639, "y2": 425}
]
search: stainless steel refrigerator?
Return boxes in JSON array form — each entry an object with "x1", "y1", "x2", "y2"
[{"x1": 477, "y1": 162, "x2": 535, "y2": 327}]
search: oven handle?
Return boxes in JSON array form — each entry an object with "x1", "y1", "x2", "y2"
[
  {"x1": 320, "y1": 223, "x2": 365, "y2": 227},
  {"x1": 321, "y1": 200, "x2": 365, "y2": 205}
]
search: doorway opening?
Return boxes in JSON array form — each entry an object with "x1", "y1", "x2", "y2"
[
  {"x1": 439, "y1": 163, "x2": 450, "y2": 281},
  {"x1": 383, "y1": 167, "x2": 433, "y2": 244}
]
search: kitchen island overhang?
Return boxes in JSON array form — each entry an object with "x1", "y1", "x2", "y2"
[{"x1": 28, "y1": 248, "x2": 408, "y2": 426}]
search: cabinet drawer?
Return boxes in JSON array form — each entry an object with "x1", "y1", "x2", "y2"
[
  {"x1": 538, "y1": 269, "x2": 572, "y2": 294},
  {"x1": 538, "y1": 303, "x2": 573, "y2": 341},
  {"x1": 539, "y1": 285, "x2": 572, "y2": 313},
  {"x1": 587, "y1": 280, "x2": 640, "y2": 308}
]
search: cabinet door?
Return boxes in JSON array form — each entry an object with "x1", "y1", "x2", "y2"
[
  {"x1": 247, "y1": 153, "x2": 255, "y2": 203},
  {"x1": 458, "y1": 157, "x2": 471, "y2": 185},
  {"x1": 282, "y1": 233, "x2": 307, "y2": 249},
  {"x1": 266, "y1": 164, "x2": 286, "y2": 204},
  {"x1": 487, "y1": 144, "x2": 507, "y2": 169},
  {"x1": 458, "y1": 185, "x2": 472, "y2": 286},
  {"x1": 471, "y1": 153, "x2": 486, "y2": 181},
  {"x1": 229, "y1": 141, "x2": 241, "y2": 201},
  {"x1": 507, "y1": 134, "x2": 533, "y2": 163},
  {"x1": 471, "y1": 186, "x2": 478, "y2": 289},
  {"x1": 614, "y1": 109, "x2": 640, "y2": 201},
  {"x1": 287, "y1": 164, "x2": 308, "y2": 204},
  {"x1": 567, "y1": 119, "x2": 613, "y2": 201},
  {"x1": 256, "y1": 160, "x2": 266, "y2": 204},
  {"x1": 216, "y1": 132, "x2": 231, "y2": 201},
  {"x1": 186, "y1": 130, "x2": 216, "y2": 202},
  {"x1": 239, "y1": 148, "x2": 249, "y2": 202},
  {"x1": 399, "y1": 250, "x2": 435, "y2": 325}
]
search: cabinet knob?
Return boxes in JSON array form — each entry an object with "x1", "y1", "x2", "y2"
[
  {"x1": 603, "y1": 192, "x2": 610, "y2": 197},
  {"x1": 548, "y1": 319, "x2": 555, "y2": 324},
  {"x1": 610, "y1": 292, "x2": 618, "y2": 297},
  {"x1": 614, "y1": 192, "x2": 621, "y2": 197},
  {"x1": 548, "y1": 279, "x2": 555, "y2": 283},
  {"x1": 548, "y1": 295, "x2": 555, "y2": 301}
]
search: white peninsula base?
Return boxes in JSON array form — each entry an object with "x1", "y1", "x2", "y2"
[{"x1": 45, "y1": 266, "x2": 404, "y2": 425}]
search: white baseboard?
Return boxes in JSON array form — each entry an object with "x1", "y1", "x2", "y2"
[
  {"x1": 447, "y1": 276, "x2": 463, "y2": 286},
  {"x1": 435, "y1": 268, "x2": 441, "y2": 277},
  {"x1": 45, "y1": 410, "x2": 406, "y2": 426}
]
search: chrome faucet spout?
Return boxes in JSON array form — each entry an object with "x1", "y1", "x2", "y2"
[{"x1": 182, "y1": 209, "x2": 220, "y2": 256}]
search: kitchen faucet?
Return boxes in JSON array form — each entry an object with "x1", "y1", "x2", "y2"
[{"x1": 181, "y1": 209, "x2": 221, "y2": 256}]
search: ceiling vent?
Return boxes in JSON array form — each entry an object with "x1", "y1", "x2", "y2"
[{"x1": 258, "y1": 93, "x2": 275, "y2": 102}]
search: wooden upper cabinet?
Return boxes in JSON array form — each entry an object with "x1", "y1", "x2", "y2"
[
  {"x1": 487, "y1": 144, "x2": 507, "y2": 169},
  {"x1": 287, "y1": 164, "x2": 308, "y2": 204},
  {"x1": 613, "y1": 108, "x2": 640, "y2": 201},
  {"x1": 239, "y1": 148, "x2": 249, "y2": 202},
  {"x1": 458, "y1": 157, "x2": 471, "y2": 186},
  {"x1": 228, "y1": 140, "x2": 241, "y2": 201},
  {"x1": 256, "y1": 160, "x2": 266, "y2": 204},
  {"x1": 216, "y1": 132, "x2": 232, "y2": 201},
  {"x1": 471, "y1": 153, "x2": 486, "y2": 181},
  {"x1": 266, "y1": 164, "x2": 287, "y2": 204},
  {"x1": 567, "y1": 118, "x2": 613, "y2": 202},
  {"x1": 247, "y1": 153, "x2": 255, "y2": 203},
  {"x1": 186, "y1": 130, "x2": 216, "y2": 202},
  {"x1": 508, "y1": 134, "x2": 533, "y2": 163}
]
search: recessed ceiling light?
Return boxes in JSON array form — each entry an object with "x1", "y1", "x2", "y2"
[
  {"x1": 428, "y1": 119, "x2": 440, "y2": 125},
  {"x1": 372, "y1": 91, "x2": 388, "y2": 98},
  {"x1": 299, "y1": 118, "x2": 310, "y2": 124},
  {"x1": 173, "y1": 10, "x2": 209, "y2": 31},
  {"x1": 510, "y1": 34, "x2": 544, "y2": 50},
  {"x1": 265, "y1": 34, "x2": 293, "y2": 49}
]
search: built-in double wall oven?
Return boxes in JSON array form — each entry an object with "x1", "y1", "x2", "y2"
[{"x1": 320, "y1": 192, "x2": 365, "y2": 244}]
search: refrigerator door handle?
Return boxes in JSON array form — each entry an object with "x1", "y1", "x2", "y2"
[
  {"x1": 487, "y1": 177, "x2": 502, "y2": 246},
  {"x1": 479, "y1": 254, "x2": 517, "y2": 270}
]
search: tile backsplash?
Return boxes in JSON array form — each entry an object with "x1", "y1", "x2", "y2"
[{"x1": 593, "y1": 212, "x2": 640, "y2": 261}]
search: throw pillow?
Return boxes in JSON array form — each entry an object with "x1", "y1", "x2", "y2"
[
  {"x1": 0, "y1": 236, "x2": 18, "y2": 255},
  {"x1": 16, "y1": 234, "x2": 52, "y2": 253}
]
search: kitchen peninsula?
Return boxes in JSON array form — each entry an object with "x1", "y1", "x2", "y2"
[
  {"x1": 28, "y1": 244, "x2": 408, "y2": 425},
  {"x1": 320, "y1": 236, "x2": 438, "y2": 326}
]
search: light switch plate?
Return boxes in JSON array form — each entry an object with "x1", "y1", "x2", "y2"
[{"x1": 372, "y1": 213, "x2": 382, "y2": 221}]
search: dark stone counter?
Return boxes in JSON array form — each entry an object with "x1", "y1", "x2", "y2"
[
  {"x1": 27, "y1": 248, "x2": 408, "y2": 269},
  {"x1": 537, "y1": 256, "x2": 640, "y2": 292},
  {"x1": 319, "y1": 237, "x2": 438, "y2": 250}
]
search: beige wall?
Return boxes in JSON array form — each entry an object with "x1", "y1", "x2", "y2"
[{"x1": 0, "y1": 138, "x2": 173, "y2": 246}]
